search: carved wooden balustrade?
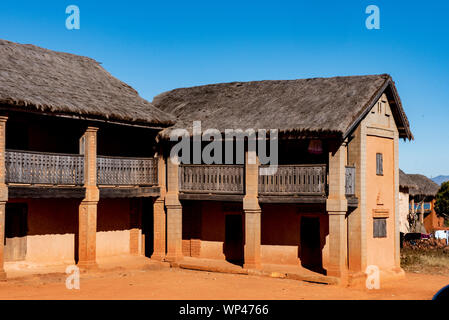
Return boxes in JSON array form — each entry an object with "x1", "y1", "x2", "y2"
[
  {"x1": 179, "y1": 164, "x2": 245, "y2": 194},
  {"x1": 258, "y1": 164, "x2": 327, "y2": 196},
  {"x1": 97, "y1": 156, "x2": 158, "y2": 186},
  {"x1": 5, "y1": 149, "x2": 84, "y2": 185}
]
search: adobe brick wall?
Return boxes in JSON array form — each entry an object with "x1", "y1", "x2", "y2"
[
  {"x1": 5, "y1": 197, "x2": 137, "y2": 264},
  {"x1": 6, "y1": 198, "x2": 77, "y2": 263},
  {"x1": 365, "y1": 135, "x2": 395, "y2": 268},
  {"x1": 361, "y1": 94, "x2": 401, "y2": 272}
]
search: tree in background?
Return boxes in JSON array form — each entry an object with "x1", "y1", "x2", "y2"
[{"x1": 435, "y1": 182, "x2": 449, "y2": 224}]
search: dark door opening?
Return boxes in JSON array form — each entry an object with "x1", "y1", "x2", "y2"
[
  {"x1": 5, "y1": 203, "x2": 28, "y2": 262},
  {"x1": 224, "y1": 214, "x2": 244, "y2": 266},
  {"x1": 300, "y1": 217, "x2": 324, "y2": 274},
  {"x1": 141, "y1": 199, "x2": 154, "y2": 258}
]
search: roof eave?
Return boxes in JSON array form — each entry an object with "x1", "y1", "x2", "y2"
[{"x1": 343, "y1": 77, "x2": 413, "y2": 141}]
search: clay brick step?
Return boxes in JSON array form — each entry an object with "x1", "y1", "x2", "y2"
[
  {"x1": 174, "y1": 260, "x2": 338, "y2": 285},
  {"x1": 285, "y1": 272, "x2": 339, "y2": 285},
  {"x1": 177, "y1": 262, "x2": 248, "y2": 275}
]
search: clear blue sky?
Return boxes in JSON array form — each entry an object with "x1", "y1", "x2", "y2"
[{"x1": 1, "y1": 1, "x2": 448, "y2": 177}]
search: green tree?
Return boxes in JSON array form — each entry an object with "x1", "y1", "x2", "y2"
[{"x1": 435, "y1": 181, "x2": 449, "y2": 219}]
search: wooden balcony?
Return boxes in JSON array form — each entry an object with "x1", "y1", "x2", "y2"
[
  {"x1": 97, "y1": 155, "x2": 158, "y2": 186},
  {"x1": 178, "y1": 163, "x2": 358, "y2": 205},
  {"x1": 179, "y1": 164, "x2": 245, "y2": 195},
  {"x1": 258, "y1": 164, "x2": 327, "y2": 196},
  {"x1": 4, "y1": 150, "x2": 159, "y2": 198},
  {"x1": 5, "y1": 149, "x2": 84, "y2": 186}
]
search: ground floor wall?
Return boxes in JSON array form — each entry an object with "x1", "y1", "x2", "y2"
[
  {"x1": 261, "y1": 204, "x2": 329, "y2": 272},
  {"x1": 181, "y1": 200, "x2": 329, "y2": 273},
  {"x1": 5, "y1": 197, "x2": 147, "y2": 264}
]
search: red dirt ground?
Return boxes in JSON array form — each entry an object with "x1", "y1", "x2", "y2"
[{"x1": 0, "y1": 267, "x2": 447, "y2": 300}]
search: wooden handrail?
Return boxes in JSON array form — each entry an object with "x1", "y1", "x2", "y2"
[
  {"x1": 97, "y1": 156, "x2": 158, "y2": 186},
  {"x1": 259, "y1": 164, "x2": 327, "y2": 195},
  {"x1": 179, "y1": 164, "x2": 245, "y2": 194},
  {"x1": 5, "y1": 150, "x2": 84, "y2": 185}
]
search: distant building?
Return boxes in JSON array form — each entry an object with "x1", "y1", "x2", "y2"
[
  {"x1": 407, "y1": 174, "x2": 447, "y2": 233},
  {"x1": 399, "y1": 169, "x2": 418, "y2": 234}
]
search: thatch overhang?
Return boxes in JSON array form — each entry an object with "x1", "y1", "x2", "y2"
[
  {"x1": 408, "y1": 174, "x2": 440, "y2": 197},
  {"x1": 153, "y1": 74, "x2": 413, "y2": 141},
  {"x1": 399, "y1": 169, "x2": 417, "y2": 190},
  {"x1": 0, "y1": 39, "x2": 175, "y2": 128}
]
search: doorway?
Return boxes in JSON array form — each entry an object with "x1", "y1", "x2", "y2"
[
  {"x1": 224, "y1": 214, "x2": 244, "y2": 265},
  {"x1": 300, "y1": 216, "x2": 324, "y2": 273},
  {"x1": 5, "y1": 203, "x2": 28, "y2": 262}
]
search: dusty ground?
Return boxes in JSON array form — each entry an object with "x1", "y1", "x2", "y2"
[{"x1": 0, "y1": 267, "x2": 447, "y2": 300}]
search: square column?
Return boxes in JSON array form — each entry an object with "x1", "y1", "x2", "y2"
[
  {"x1": 165, "y1": 156, "x2": 183, "y2": 263},
  {"x1": 326, "y1": 142, "x2": 348, "y2": 281},
  {"x1": 0, "y1": 116, "x2": 8, "y2": 281},
  {"x1": 327, "y1": 212, "x2": 347, "y2": 278},
  {"x1": 152, "y1": 152, "x2": 167, "y2": 261},
  {"x1": 243, "y1": 150, "x2": 261, "y2": 270},
  {"x1": 78, "y1": 127, "x2": 99, "y2": 269},
  {"x1": 151, "y1": 198, "x2": 166, "y2": 261}
]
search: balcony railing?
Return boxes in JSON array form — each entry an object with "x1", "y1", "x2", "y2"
[
  {"x1": 345, "y1": 166, "x2": 356, "y2": 196},
  {"x1": 258, "y1": 164, "x2": 327, "y2": 196},
  {"x1": 179, "y1": 164, "x2": 244, "y2": 194},
  {"x1": 5, "y1": 149, "x2": 84, "y2": 185},
  {"x1": 97, "y1": 156, "x2": 158, "y2": 186}
]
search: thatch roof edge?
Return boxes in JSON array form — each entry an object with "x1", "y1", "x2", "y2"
[
  {"x1": 343, "y1": 76, "x2": 413, "y2": 141},
  {"x1": 0, "y1": 39, "x2": 175, "y2": 128},
  {"x1": 408, "y1": 174, "x2": 440, "y2": 197}
]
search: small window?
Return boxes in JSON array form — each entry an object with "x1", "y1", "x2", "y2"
[
  {"x1": 376, "y1": 153, "x2": 383, "y2": 176},
  {"x1": 373, "y1": 218, "x2": 387, "y2": 238}
]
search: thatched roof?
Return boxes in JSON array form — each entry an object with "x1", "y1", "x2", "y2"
[
  {"x1": 154, "y1": 74, "x2": 413, "y2": 140},
  {"x1": 400, "y1": 169, "x2": 418, "y2": 189},
  {"x1": 0, "y1": 39, "x2": 174, "y2": 127},
  {"x1": 408, "y1": 174, "x2": 440, "y2": 197}
]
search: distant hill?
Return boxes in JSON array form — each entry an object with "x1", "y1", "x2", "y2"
[{"x1": 432, "y1": 175, "x2": 449, "y2": 185}]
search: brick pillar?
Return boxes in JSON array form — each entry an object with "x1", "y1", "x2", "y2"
[
  {"x1": 151, "y1": 153, "x2": 166, "y2": 261},
  {"x1": 326, "y1": 143, "x2": 348, "y2": 281},
  {"x1": 243, "y1": 150, "x2": 261, "y2": 270},
  {"x1": 0, "y1": 116, "x2": 7, "y2": 281},
  {"x1": 78, "y1": 127, "x2": 99, "y2": 269},
  {"x1": 165, "y1": 156, "x2": 183, "y2": 263}
]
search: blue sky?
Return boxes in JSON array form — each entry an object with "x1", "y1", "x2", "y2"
[{"x1": 1, "y1": 1, "x2": 448, "y2": 177}]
